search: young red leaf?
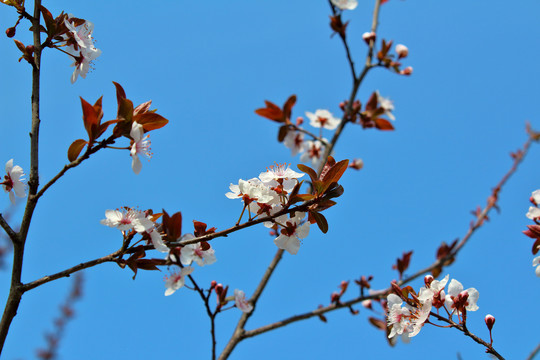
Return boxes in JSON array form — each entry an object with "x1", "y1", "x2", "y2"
[
  {"x1": 80, "y1": 97, "x2": 100, "y2": 142},
  {"x1": 134, "y1": 100, "x2": 153, "y2": 115},
  {"x1": 374, "y1": 118, "x2": 394, "y2": 131},
  {"x1": 40, "y1": 6, "x2": 56, "y2": 35},
  {"x1": 67, "y1": 139, "x2": 88, "y2": 162},
  {"x1": 369, "y1": 317, "x2": 387, "y2": 331},
  {"x1": 277, "y1": 125, "x2": 289, "y2": 142},
  {"x1": 133, "y1": 112, "x2": 169, "y2": 131},
  {"x1": 112, "y1": 81, "x2": 127, "y2": 105},
  {"x1": 162, "y1": 210, "x2": 182, "y2": 242},
  {"x1": 282, "y1": 95, "x2": 297, "y2": 124},
  {"x1": 309, "y1": 211, "x2": 329, "y2": 234},
  {"x1": 255, "y1": 100, "x2": 283, "y2": 122},
  {"x1": 321, "y1": 159, "x2": 349, "y2": 194},
  {"x1": 297, "y1": 163, "x2": 318, "y2": 184}
]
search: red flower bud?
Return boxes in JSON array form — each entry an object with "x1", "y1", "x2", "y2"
[
  {"x1": 5, "y1": 27, "x2": 16, "y2": 38},
  {"x1": 485, "y1": 314, "x2": 495, "y2": 330}
]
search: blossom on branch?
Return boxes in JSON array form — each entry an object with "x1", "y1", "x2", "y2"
[
  {"x1": 386, "y1": 294, "x2": 432, "y2": 339},
  {"x1": 130, "y1": 122, "x2": 152, "y2": 175},
  {"x1": 100, "y1": 208, "x2": 153, "y2": 233},
  {"x1": 283, "y1": 130, "x2": 305, "y2": 157},
  {"x1": 2, "y1": 159, "x2": 26, "y2": 204},
  {"x1": 533, "y1": 254, "x2": 540, "y2": 277},
  {"x1": 164, "y1": 266, "x2": 194, "y2": 296},
  {"x1": 179, "y1": 234, "x2": 217, "y2": 266},
  {"x1": 300, "y1": 140, "x2": 326, "y2": 167},
  {"x1": 274, "y1": 212, "x2": 310, "y2": 255},
  {"x1": 305, "y1": 109, "x2": 340, "y2": 130},
  {"x1": 444, "y1": 279, "x2": 479, "y2": 316},
  {"x1": 234, "y1": 289, "x2": 253, "y2": 313},
  {"x1": 375, "y1": 91, "x2": 395, "y2": 121},
  {"x1": 331, "y1": 0, "x2": 358, "y2": 10},
  {"x1": 63, "y1": 17, "x2": 101, "y2": 83}
]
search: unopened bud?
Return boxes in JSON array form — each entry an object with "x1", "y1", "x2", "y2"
[
  {"x1": 361, "y1": 299, "x2": 372, "y2": 310},
  {"x1": 362, "y1": 31, "x2": 376, "y2": 44},
  {"x1": 330, "y1": 292, "x2": 340, "y2": 303},
  {"x1": 424, "y1": 275, "x2": 434, "y2": 287},
  {"x1": 296, "y1": 116, "x2": 303, "y2": 126},
  {"x1": 210, "y1": 280, "x2": 217, "y2": 289},
  {"x1": 349, "y1": 158, "x2": 363, "y2": 170},
  {"x1": 215, "y1": 283, "x2": 224, "y2": 295},
  {"x1": 485, "y1": 314, "x2": 495, "y2": 330},
  {"x1": 339, "y1": 101, "x2": 346, "y2": 111},
  {"x1": 400, "y1": 66, "x2": 413, "y2": 76},
  {"x1": 395, "y1": 44, "x2": 408, "y2": 59},
  {"x1": 5, "y1": 27, "x2": 16, "y2": 38}
]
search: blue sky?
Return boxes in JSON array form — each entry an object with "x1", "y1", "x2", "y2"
[{"x1": 0, "y1": 1, "x2": 539, "y2": 359}]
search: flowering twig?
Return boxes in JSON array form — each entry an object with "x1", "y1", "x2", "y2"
[
  {"x1": 428, "y1": 312, "x2": 504, "y2": 360},
  {"x1": 397, "y1": 132, "x2": 535, "y2": 287},
  {"x1": 0, "y1": 0, "x2": 42, "y2": 353},
  {"x1": 218, "y1": 130, "x2": 534, "y2": 357}
]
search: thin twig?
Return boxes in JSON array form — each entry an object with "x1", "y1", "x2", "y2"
[
  {"x1": 0, "y1": 215, "x2": 18, "y2": 244},
  {"x1": 0, "y1": 1, "x2": 42, "y2": 353},
  {"x1": 187, "y1": 274, "x2": 217, "y2": 360},
  {"x1": 526, "y1": 342, "x2": 540, "y2": 360}
]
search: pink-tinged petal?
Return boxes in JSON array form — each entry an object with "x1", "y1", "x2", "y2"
[
  {"x1": 274, "y1": 234, "x2": 300, "y2": 255},
  {"x1": 234, "y1": 289, "x2": 253, "y2": 313},
  {"x1": 131, "y1": 154, "x2": 142, "y2": 175},
  {"x1": 132, "y1": 217, "x2": 154, "y2": 233},
  {"x1": 465, "y1": 288, "x2": 479, "y2": 311},
  {"x1": 150, "y1": 229, "x2": 168, "y2": 253},
  {"x1": 5, "y1": 159, "x2": 13, "y2": 174}
]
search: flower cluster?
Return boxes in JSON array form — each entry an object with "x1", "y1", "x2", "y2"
[
  {"x1": 226, "y1": 163, "x2": 310, "y2": 255},
  {"x1": 284, "y1": 109, "x2": 340, "y2": 167},
  {"x1": 523, "y1": 189, "x2": 540, "y2": 276},
  {"x1": 61, "y1": 15, "x2": 101, "y2": 83},
  {"x1": 1, "y1": 159, "x2": 26, "y2": 204},
  {"x1": 387, "y1": 275, "x2": 479, "y2": 339}
]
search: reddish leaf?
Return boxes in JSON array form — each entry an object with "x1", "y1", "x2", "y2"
[
  {"x1": 374, "y1": 118, "x2": 394, "y2": 131},
  {"x1": 80, "y1": 97, "x2": 100, "y2": 141},
  {"x1": 67, "y1": 139, "x2": 88, "y2": 162},
  {"x1": 321, "y1": 158, "x2": 349, "y2": 194},
  {"x1": 40, "y1": 6, "x2": 56, "y2": 35},
  {"x1": 112, "y1": 81, "x2": 126, "y2": 105},
  {"x1": 277, "y1": 125, "x2": 289, "y2": 142},
  {"x1": 309, "y1": 211, "x2": 329, "y2": 234},
  {"x1": 282, "y1": 95, "x2": 297, "y2": 124},
  {"x1": 13, "y1": 39, "x2": 26, "y2": 52},
  {"x1": 297, "y1": 163, "x2": 318, "y2": 184},
  {"x1": 369, "y1": 317, "x2": 386, "y2": 331},
  {"x1": 97, "y1": 119, "x2": 121, "y2": 139},
  {"x1": 134, "y1": 100, "x2": 153, "y2": 115},
  {"x1": 117, "y1": 97, "x2": 134, "y2": 122},
  {"x1": 162, "y1": 210, "x2": 182, "y2": 242},
  {"x1": 133, "y1": 112, "x2": 169, "y2": 131},
  {"x1": 255, "y1": 100, "x2": 283, "y2": 122}
]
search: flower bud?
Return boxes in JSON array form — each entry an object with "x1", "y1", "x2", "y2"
[
  {"x1": 339, "y1": 101, "x2": 346, "y2": 111},
  {"x1": 349, "y1": 158, "x2": 363, "y2": 170},
  {"x1": 362, "y1": 31, "x2": 376, "y2": 44},
  {"x1": 485, "y1": 314, "x2": 495, "y2": 330},
  {"x1": 424, "y1": 275, "x2": 434, "y2": 287},
  {"x1": 400, "y1": 66, "x2": 413, "y2": 76},
  {"x1": 395, "y1": 44, "x2": 408, "y2": 59},
  {"x1": 296, "y1": 116, "x2": 303, "y2": 126},
  {"x1": 215, "y1": 283, "x2": 224, "y2": 295},
  {"x1": 5, "y1": 27, "x2": 16, "y2": 38},
  {"x1": 361, "y1": 299, "x2": 372, "y2": 310},
  {"x1": 330, "y1": 292, "x2": 340, "y2": 303},
  {"x1": 210, "y1": 280, "x2": 217, "y2": 289}
]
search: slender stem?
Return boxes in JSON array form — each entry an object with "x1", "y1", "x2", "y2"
[
  {"x1": 21, "y1": 249, "x2": 124, "y2": 292},
  {"x1": 187, "y1": 274, "x2": 217, "y2": 360},
  {"x1": 218, "y1": 249, "x2": 284, "y2": 360},
  {"x1": 0, "y1": 215, "x2": 18, "y2": 244},
  {"x1": 526, "y1": 342, "x2": 540, "y2": 360},
  {"x1": 0, "y1": 0, "x2": 42, "y2": 353}
]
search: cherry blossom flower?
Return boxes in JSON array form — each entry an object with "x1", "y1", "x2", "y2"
[
  {"x1": 376, "y1": 91, "x2": 395, "y2": 121},
  {"x1": 283, "y1": 130, "x2": 305, "y2": 156},
  {"x1": 400, "y1": 66, "x2": 413, "y2": 76},
  {"x1": 533, "y1": 255, "x2": 540, "y2": 277},
  {"x1": 260, "y1": 163, "x2": 304, "y2": 183},
  {"x1": 395, "y1": 44, "x2": 409, "y2": 59},
  {"x1": 386, "y1": 293, "x2": 432, "y2": 339},
  {"x1": 300, "y1": 140, "x2": 325, "y2": 166},
  {"x1": 130, "y1": 122, "x2": 152, "y2": 175},
  {"x1": 179, "y1": 233, "x2": 217, "y2": 266},
  {"x1": 149, "y1": 228, "x2": 169, "y2": 253},
  {"x1": 349, "y1": 158, "x2": 363, "y2": 170},
  {"x1": 234, "y1": 289, "x2": 253, "y2": 313},
  {"x1": 418, "y1": 274, "x2": 449, "y2": 309},
  {"x1": 274, "y1": 212, "x2": 309, "y2": 255},
  {"x1": 362, "y1": 31, "x2": 376, "y2": 44},
  {"x1": 63, "y1": 17, "x2": 101, "y2": 83},
  {"x1": 331, "y1": 0, "x2": 358, "y2": 10},
  {"x1": 225, "y1": 178, "x2": 274, "y2": 205},
  {"x1": 2, "y1": 159, "x2": 26, "y2": 204},
  {"x1": 526, "y1": 206, "x2": 540, "y2": 220},
  {"x1": 530, "y1": 189, "x2": 540, "y2": 205},
  {"x1": 100, "y1": 208, "x2": 154, "y2": 233},
  {"x1": 444, "y1": 279, "x2": 479, "y2": 315},
  {"x1": 164, "y1": 266, "x2": 194, "y2": 296},
  {"x1": 305, "y1": 109, "x2": 341, "y2": 130}
]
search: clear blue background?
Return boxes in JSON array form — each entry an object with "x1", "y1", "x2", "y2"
[{"x1": 0, "y1": 1, "x2": 539, "y2": 359}]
